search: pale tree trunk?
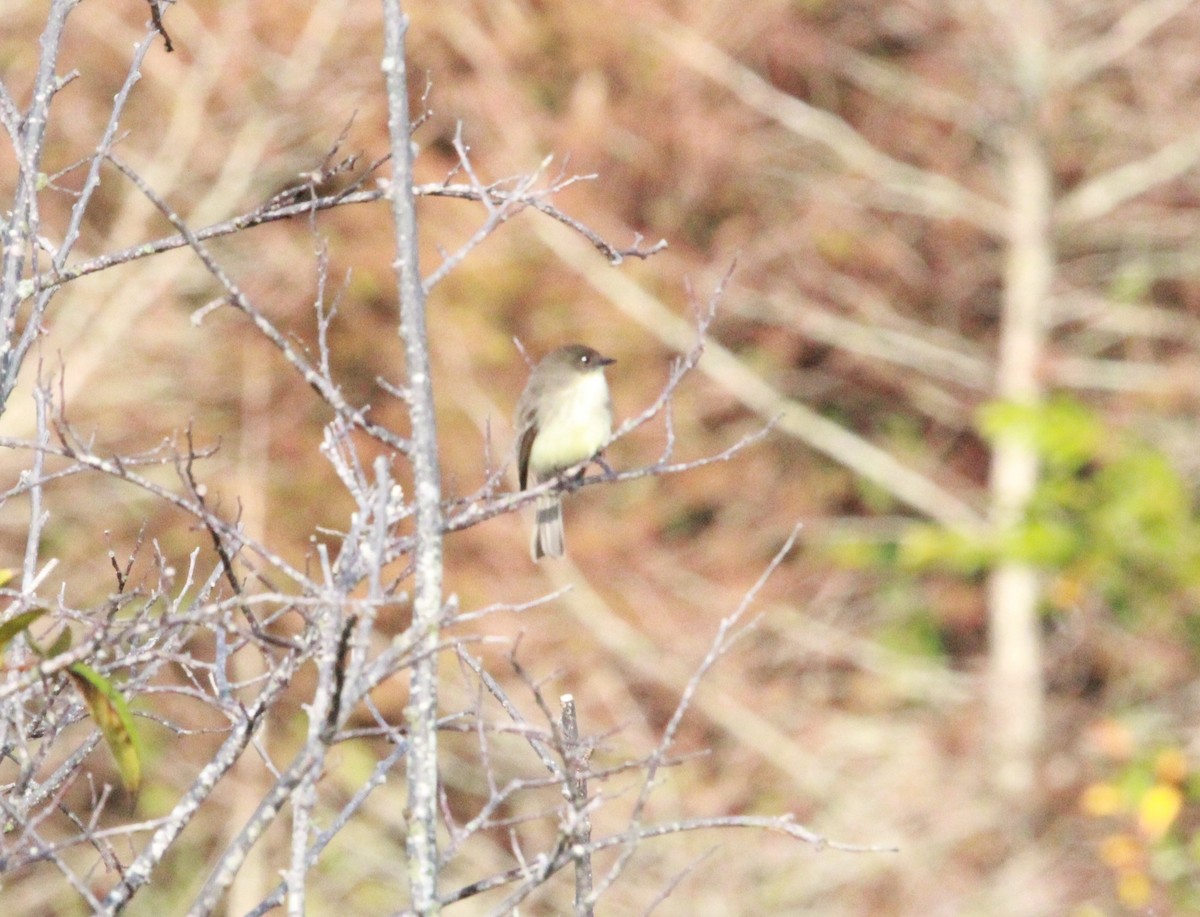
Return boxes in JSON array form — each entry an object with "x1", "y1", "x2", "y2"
[
  {"x1": 383, "y1": 2, "x2": 445, "y2": 911},
  {"x1": 987, "y1": 0, "x2": 1053, "y2": 801}
]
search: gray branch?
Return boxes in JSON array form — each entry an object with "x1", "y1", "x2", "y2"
[{"x1": 381, "y1": 3, "x2": 445, "y2": 914}]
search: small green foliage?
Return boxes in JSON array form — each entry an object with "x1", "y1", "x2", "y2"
[
  {"x1": 43, "y1": 627, "x2": 73, "y2": 657},
  {"x1": 827, "y1": 536, "x2": 894, "y2": 569},
  {"x1": 855, "y1": 474, "x2": 900, "y2": 515},
  {"x1": 841, "y1": 396, "x2": 1200, "y2": 645},
  {"x1": 897, "y1": 524, "x2": 990, "y2": 574},
  {"x1": 877, "y1": 605, "x2": 945, "y2": 659},
  {"x1": 996, "y1": 517, "x2": 1080, "y2": 567},
  {"x1": 67, "y1": 663, "x2": 144, "y2": 796},
  {"x1": 973, "y1": 400, "x2": 1198, "y2": 615},
  {"x1": 0, "y1": 608, "x2": 47, "y2": 653},
  {"x1": 977, "y1": 396, "x2": 1105, "y2": 472}
]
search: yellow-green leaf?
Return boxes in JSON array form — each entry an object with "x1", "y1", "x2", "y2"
[
  {"x1": 0, "y1": 568, "x2": 15, "y2": 588},
  {"x1": 67, "y1": 664, "x2": 143, "y2": 796},
  {"x1": 42, "y1": 628, "x2": 73, "y2": 658},
  {"x1": 0, "y1": 609, "x2": 47, "y2": 654}
]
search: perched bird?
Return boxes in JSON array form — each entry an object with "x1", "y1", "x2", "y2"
[{"x1": 515, "y1": 344, "x2": 615, "y2": 561}]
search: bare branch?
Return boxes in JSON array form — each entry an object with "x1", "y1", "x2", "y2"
[
  {"x1": 382, "y1": 5, "x2": 444, "y2": 913},
  {"x1": 98, "y1": 653, "x2": 305, "y2": 914},
  {"x1": 1054, "y1": 0, "x2": 1196, "y2": 87},
  {"x1": 592, "y1": 525, "x2": 802, "y2": 900},
  {"x1": 1056, "y1": 130, "x2": 1200, "y2": 224},
  {"x1": 654, "y1": 20, "x2": 1006, "y2": 234},
  {"x1": 106, "y1": 154, "x2": 411, "y2": 457},
  {"x1": 560, "y1": 694, "x2": 594, "y2": 917},
  {"x1": 0, "y1": 0, "x2": 80, "y2": 408}
]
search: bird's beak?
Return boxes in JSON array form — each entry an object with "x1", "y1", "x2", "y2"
[{"x1": 599, "y1": 356, "x2": 616, "y2": 366}]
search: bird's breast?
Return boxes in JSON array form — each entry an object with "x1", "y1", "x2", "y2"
[{"x1": 529, "y1": 372, "x2": 612, "y2": 476}]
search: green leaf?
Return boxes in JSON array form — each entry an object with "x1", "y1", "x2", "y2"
[
  {"x1": 42, "y1": 628, "x2": 73, "y2": 658},
  {"x1": 0, "y1": 568, "x2": 16, "y2": 588},
  {"x1": 1003, "y1": 518, "x2": 1080, "y2": 566},
  {"x1": 977, "y1": 397, "x2": 1104, "y2": 470},
  {"x1": 0, "y1": 609, "x2": 47, "y2": 654},
  {"x1": 897, "y1": 524, "x2": 991, "y2": 574},
  {"x1": 68, "y1": 664, "x2": 143, "y2": 796}
]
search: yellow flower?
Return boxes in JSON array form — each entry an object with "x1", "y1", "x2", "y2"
[{"x1": 1137, "y1": 783, "x2": 1182, "y2": 840}]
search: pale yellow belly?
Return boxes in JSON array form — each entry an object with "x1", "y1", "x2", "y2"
[
  {"x1": 529, "y1": 411, "x2": 611, "y2": 474},
  {"x1": 528, "y1": 372, "x2": 612, "y2": 476}
]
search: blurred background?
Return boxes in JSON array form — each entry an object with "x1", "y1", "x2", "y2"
[{"x1": 3, "y1": 1, "x2": 1200, "y2": 914}]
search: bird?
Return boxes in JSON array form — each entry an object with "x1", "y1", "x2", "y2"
[{"x1": 514, "y1": 344, "x2": 615, "y2": 561}]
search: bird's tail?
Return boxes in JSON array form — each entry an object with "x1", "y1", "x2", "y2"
[{"x1": 532, "y1": 492, "x2": 565, "y2": 561}]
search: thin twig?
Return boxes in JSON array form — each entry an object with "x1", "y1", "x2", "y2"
[{"x1": 560, "y1": 694, "x2": 594, "y2": 917}]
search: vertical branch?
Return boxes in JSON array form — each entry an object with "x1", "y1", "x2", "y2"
[
  {"x1": 0, "y1": 0, "x2": 78, "y2": 410},
  {"x1": 285, "y1": 596, "x2": 341, "y2": 916},
  {"x1": 21, "y1": 382, "x2": 51, "y2": 592},
  {"x1": 381, "y1": 2, "x2": 445, "y2": 912},
  {"x1": 987, "y1": 0, "x2": 1051, "y2": 801},
  {"x1": 559, "y1": 694, "x2": 594, "y2": 917}
]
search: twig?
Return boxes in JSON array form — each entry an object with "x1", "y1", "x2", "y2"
[
  {"x1": 560, "y1": 694, "x2": 594, "y2": 917},
  {"x1": 105, "y1": 153, "x2": 410, "y2": 457},
  {"x1": 590, "y1": 525, "x2": 804, "y2": 903},
  {"x1": 147, "y1": 0, "x2": 174, "y2": 52},
  {"x1": 28, "y1": 180, "x2": 663, "y2": 300},
  {"x1": 98, "y1": 653, "x2": 305, "y2": 914}
]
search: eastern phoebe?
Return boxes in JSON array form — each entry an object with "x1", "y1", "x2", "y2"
[{"x1": 515, "y1": 344, "x2": 616, "y2": 561}]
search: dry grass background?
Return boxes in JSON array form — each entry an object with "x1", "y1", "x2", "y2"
[{"x1": 3, "y1": 1, "x2": 1199, "y2": 914}]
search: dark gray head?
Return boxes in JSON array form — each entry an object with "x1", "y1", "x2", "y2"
[{"x1": 537, "y1": 344, "x2": 616, "y2": 376}]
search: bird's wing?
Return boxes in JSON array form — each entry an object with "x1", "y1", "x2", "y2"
[
  {"x1": 517, "y1": 418, "x2": 538, "y2": 490},
  {"x1": 515, "y1": 389, "x2": 540, "y2": 490}
]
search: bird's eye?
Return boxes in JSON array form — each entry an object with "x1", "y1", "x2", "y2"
[{"x1": 579, "y1": 353, "x2": 590, "y2": 364}]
